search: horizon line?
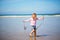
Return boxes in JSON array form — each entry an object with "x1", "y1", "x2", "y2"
[{"x1": 0, "y1": 13, "x2": 60, "y2": 16}]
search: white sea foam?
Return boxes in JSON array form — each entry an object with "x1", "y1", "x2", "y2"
[{"x1": 0, "y1": 15, "x2": 60, "y2": 18}]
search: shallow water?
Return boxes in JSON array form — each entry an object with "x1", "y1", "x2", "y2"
[{"x1": 0, "y1": 16, "x2": 60, "y2": 40}]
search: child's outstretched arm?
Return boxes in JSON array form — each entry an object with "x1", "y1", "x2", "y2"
[
  {"x1": 38, "y1": 16, "x2": 44, "y2": 20},
  {"x1": 23, "y1": 18, "x2": 31, "y2": 30}
]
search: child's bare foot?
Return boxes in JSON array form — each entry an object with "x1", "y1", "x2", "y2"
[{"x1": 30, "y1": 34, "x2": 32, "y2": 36}]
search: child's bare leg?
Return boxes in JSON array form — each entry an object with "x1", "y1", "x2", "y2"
[
  {"x1": 30, "y1": 29, "x2": 34, "y2": 40},
  {"x1": 34, "y1": 30, "x2": 36, "y2": 40},
  {"x1": 30, "y1": 29, "x2": 34, "y2": 36}
]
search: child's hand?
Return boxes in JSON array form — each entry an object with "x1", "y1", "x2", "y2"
[
  {"x1": 42, "y1": 16, "x2": 44, "y2": 19},
  {"x1": 40, "y1": 16, "x2": 44, "y2": 20}
]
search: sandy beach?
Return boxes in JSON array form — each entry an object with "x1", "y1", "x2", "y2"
[
  {"x1": 0, "y1": 16, "x2": 60, "y2": 40},
  {"x1": 1, "y1": 32, "x2": 60, "y2": 40}
]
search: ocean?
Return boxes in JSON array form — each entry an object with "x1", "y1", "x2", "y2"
[{"x1": 0, "y1": 15, "x2": 60, "y2": 40}]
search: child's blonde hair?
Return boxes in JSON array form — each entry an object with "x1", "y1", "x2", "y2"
[{"x1": 32, "y1": 13, "x2": 37, "y2": 19}]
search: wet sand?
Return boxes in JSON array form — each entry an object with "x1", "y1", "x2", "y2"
[
  {"x1": 0, "y1": 16, "x2": 60, "y2": 40},
  {"x1": 1, "y1": 32, "x2": 60, "y2": 40}
]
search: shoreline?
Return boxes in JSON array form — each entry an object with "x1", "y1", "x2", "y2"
[{"x1": 0, "y1": 15, "x2": 60, "y2": 18}]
